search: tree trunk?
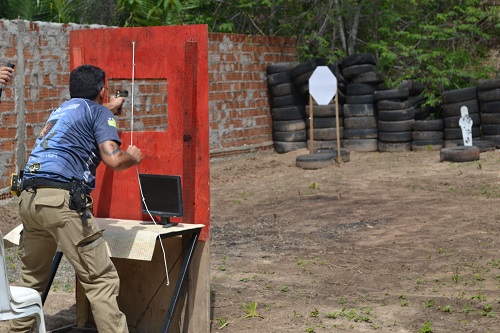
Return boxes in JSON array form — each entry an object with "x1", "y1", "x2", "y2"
[
  {"x1": 347, "y1": 0, "x2": 363, "y2": 55},
  {"x1": 333, "y1": 0, "x2": 347, "y2": 53}
]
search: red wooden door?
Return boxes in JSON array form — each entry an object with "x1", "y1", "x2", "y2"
[{"x1": 70, "y1": 25, "x2": 210, "y2": 240}]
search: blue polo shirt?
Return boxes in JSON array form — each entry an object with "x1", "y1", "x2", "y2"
[{"x1": 23, "y1": 98, "x2": 121, "y2": 190}]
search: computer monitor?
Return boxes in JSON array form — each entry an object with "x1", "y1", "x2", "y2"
[{"x1": 139, "y1": 174, "x2": 183, "y2": 228}]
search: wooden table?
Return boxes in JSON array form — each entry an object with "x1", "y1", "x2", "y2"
[{"x1": 8, "y1": 218, "x2": 205, "y2": 333}]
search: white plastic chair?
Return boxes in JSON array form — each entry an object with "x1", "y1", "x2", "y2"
[{"x1": 0, "y1": 231, "x2": 46, "y2": 333}]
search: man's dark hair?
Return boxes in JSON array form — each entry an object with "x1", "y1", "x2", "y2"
[{"x1": 69, "y1": 64, "x2": 105, "y2": 100}]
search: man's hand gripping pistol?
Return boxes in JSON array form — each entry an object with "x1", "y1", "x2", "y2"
[{"x1": 115, "y1": 89, "x2": 129, "y2": 115}]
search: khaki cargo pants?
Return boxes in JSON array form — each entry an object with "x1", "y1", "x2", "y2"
[{"x1": 10, "y1": 188, "x2": 129, "y2": 333}]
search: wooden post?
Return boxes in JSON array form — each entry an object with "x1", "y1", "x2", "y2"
[
  {"x1": 309, "y1": 94, "x2": 314, "y2": 154},
  {"x1": 335, "y1": 90, "x2": 342, "y2": 163}
]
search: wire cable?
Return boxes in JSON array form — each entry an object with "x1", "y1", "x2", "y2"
[
  {"x1": 130, "y1": 41, "x2": 136, "y2": 146},
  {"x1": 129, "y1": 41, "x2": 170, "y2": 287}
]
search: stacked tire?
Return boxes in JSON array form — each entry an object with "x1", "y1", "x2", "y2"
[
  {"x1": 290, "y1": 58, "x2": 327, "y2": 96},
  {"x1": 374, "y1": 88, "x2": 414, "y2": 152},
  {"x1": 266, "y1": 63, "x2": 307, "y2": 153},
  {"x1": 441, "y1": 87, "x2": 480, "y2": 147},
  {"x1": 412, "y1": 119, "x2": 444, "y2": 151},
  {"x1": 341, "y1": 53, "x2": 381, "y2": 152},
  {"x1": 306, "y1": 101, "x2": 344, "y2": 150},
  {"x1": 478, "y1": 78, "x2": 500, "y2": 147}
]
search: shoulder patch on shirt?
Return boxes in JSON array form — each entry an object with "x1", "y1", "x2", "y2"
[{"x1": 107, "y1": 117, "x2": 117, "y2": 128}]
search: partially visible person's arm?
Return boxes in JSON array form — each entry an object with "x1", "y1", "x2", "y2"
[
  {"x1": 103, "y1": 96, "x2": 125, "y2": 115},
  {"x1": 98, "y1": 140, "x2": 143, "y2": 171},
  {"x1": 0, "y1": 66, "x2": 14, "y2": 85}
]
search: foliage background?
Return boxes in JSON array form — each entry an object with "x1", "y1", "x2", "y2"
[{"x1": 1, "y1": 0, "x2": 499, "y2": 103}]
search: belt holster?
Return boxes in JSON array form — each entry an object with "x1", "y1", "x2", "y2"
[{"x1": 69, "y1": 181, "x2": 88, "y2": 214}]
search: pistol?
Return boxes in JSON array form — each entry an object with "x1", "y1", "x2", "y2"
[{"x1": 115, "y1": 89, "x2": 129, "y2": 115}]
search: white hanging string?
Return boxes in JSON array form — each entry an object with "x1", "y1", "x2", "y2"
[
  {"x1": 130, "y1": 41, "x2": 170, "y2": 286},
  {"x1": 130, "y1": 41, "x2": 136, "y2": 145}
]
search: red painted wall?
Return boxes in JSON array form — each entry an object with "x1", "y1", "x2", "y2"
[{"x1": 70, "y1": 25, "x2": 210, "y2": 240}]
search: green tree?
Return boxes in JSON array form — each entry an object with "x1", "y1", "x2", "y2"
[{"x1": 366, "y1": 0, "x2": 499, "y2": 103}]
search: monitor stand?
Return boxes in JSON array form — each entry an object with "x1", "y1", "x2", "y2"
[
  {"x1": 160, "y1": 216, "x2": 178, "y2": 228},
  {"x1": 140, "y1": 216, "x2": 179, "y2": 228}
]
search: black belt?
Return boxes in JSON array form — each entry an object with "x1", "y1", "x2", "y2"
[{"x1": 22, "y1": 178, "x2": 73, "y2": 191}]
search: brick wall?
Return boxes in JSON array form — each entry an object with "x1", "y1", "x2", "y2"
[
  {"x1": 208, "y1": 33, "x2": 296, "y2": 155},
  {"x1": 0, "y1": 19, "x2": 297, "y2": 192}
]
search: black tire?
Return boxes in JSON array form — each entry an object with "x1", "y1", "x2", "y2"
[
  {"x1": 307, "y1": 139, "x2": 343, "y2": 150},
  {"x1": 479, "y1": 101, "x2": 500, "y2": 114},
  {"x1": 274, "y1": 141, "x2": 307, "y2": 154},
  {"x1": 457, "y1": 139, "x2": 496, "y2": 152},
  {"x1": 351, "y1": 71, "x2": 384, "y2": 84},
  {"x1": 343, "y1": 104, "x2": 375, "y2": 117},
  {"x1": 343, "y1": 139, "x2": 378, "y2": 152},
  {"x1": 290, "y1": 58, "x2": 326, "y2": 78},
  {"x1": 346, "y1": 94, "x2": 374, "y2": 104},
  {"x1": 481, "y1": 124, "x2": 500, "y2": 136},
  {"x1": 413, "y1": 119, "x2": 444, "y2": 131},
  {"x1": 343, "y1": 116, "x2": 377, "y2": 129},
  {"x1": 273, "y1": 130, "x2": 307, "y2": 142},
  {"x1": 411, "y1": 140, "x2": 444, "y2": 151},
  {"x1": 399, "y1": 79, "x2": 425, "y2": 96},
  {"x1": 270, "y1": 82, "x2": 297, "y2": 97},
  {"x1": 480, "y1": 135, "x2": 500, "y2": 148},
  {"x1": 272, "y1": 94, "x2": 305, "y2": 108},
  {"x1": 344, "y1": 128, "x2": 378, "y2": 139},
  {"x1": 294, "y1": 69, "x2": 315, "y2": 87},
  {"x1": 308, "y1": 117, "x2": 343, "y2": 129},
  {"x1": 267, "y1": 63, "x2": 293, "y2": 75},
  {"x1": 306, "y1": 104, "x2": 343, "y2": 118},
  {"x1": 441, "y1": 87, "x2": 477, "y2": 104},
  {"x1": 341, "y1": 53, "x2": 376, "y2": 67},
  {"x1": 374, "y1": 88, "x2": 409, "y2": 102},
  {"x1": 298, "y1": 82, "x2": 309, "y2": 96},
  {"x1": 267, "y1": 71, "x2": 292, "y2": 86},
  {"x1": 315, "y1": 148, "x2": 350, "y2": 163},
  {"x1": 479, "y1": 113, "x2": 500, "y2": 124},
  {"x1": 346, "y1": 83, "x2": 379, "y2": 96},
  {"x1": 378, "y1": 108, "x2": 415, "y2": 122},
  {"x1": 378, "y1": 141, "x2": 412, "y2": 152},
  {"x1": 442, "y1": 140, "x2": 460, "y2": 147},
  {"x1": 273, "y1": 119, "x2": 306, "y2": 132},
  {"x1": 440, "y1": 146, "x2": 480, "y2": 162},
  {"x1": 478, "y1": 88, "x2": 500, "y2": 103},
  {"x1": 295, "y1": 153, "x2": 334, "y2": 169},
  {"x1": 477, "y1": 78, "x2": 500, "y2": 91},
  {"x1": 271, "y1": 105, "x2": 306, "y2": 121},
  {"x1": 443, "y1": 113, "x2": 480, "y2": 128},
  {"x1": 378, "y1": 131, "x2": 412, "y2": 143},
  {"x1": 328, "y1": 62, "x2": 347, "y2": 85},
  {"x1": 377, "y1": 96, "x2": 426, "y2": 110},
  {"x1": 412, "y1": 131, "x2": 443, "y2": 140},
  {"x1": 377, "y1": 119, "x2": 415, "y2": 132},
  {"x1": 309, "y1": 127, "x2": 344, "y2": 140},
  {"x1": 442, "y1": 99, "x2": 479, "y2": 117},
  {"x1": 414, "y1": 106, "x2": 431, "y2": 120},
  {"x1": 342, "y1": 64, "x2": 377, "y2": 80},
  {"x1": 444, "y1": 127, "x2": 480, "y2": 140}
]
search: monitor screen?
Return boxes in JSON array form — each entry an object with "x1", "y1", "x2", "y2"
[{"x1": 139, "y1": 174, "x2": 183, "y2": 218}]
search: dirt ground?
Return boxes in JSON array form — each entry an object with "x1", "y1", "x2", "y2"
[{"x1": 2, "y1": 147, "x2": 500, "y2": 332}]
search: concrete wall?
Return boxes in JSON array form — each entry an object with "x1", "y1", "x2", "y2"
[{"x1": 0, "y1": 19, "x2": 297, "y2": 194}]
